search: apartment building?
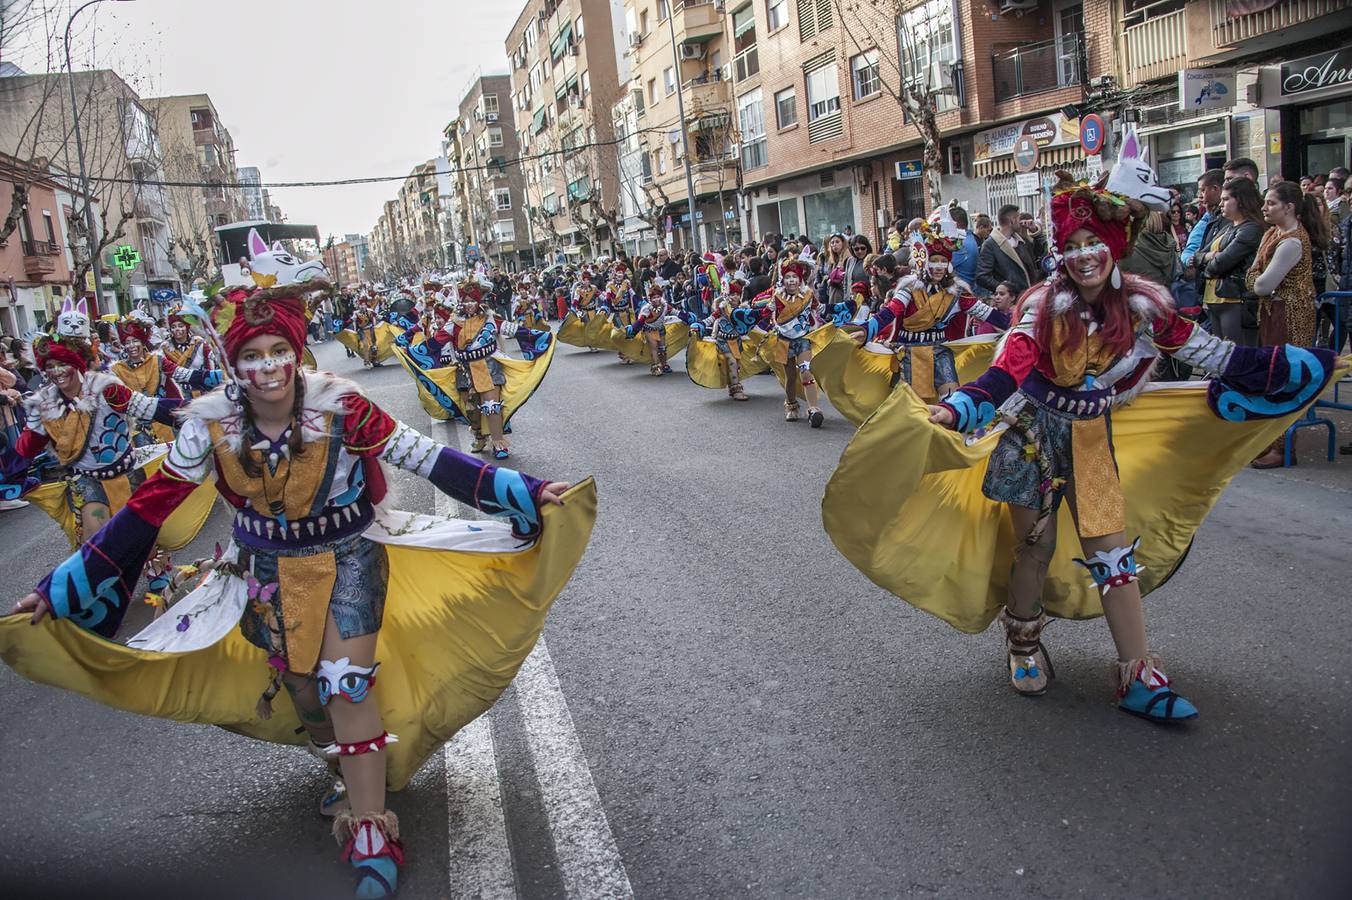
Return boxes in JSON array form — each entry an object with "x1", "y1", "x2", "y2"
[
  {"x1": 727, "y1": 0, "x2": 1118, "y2": 245},
  {"x1": 1118, "y1": 0, "x2": 1351, "y2": 198},
  {"x1": 145, "y1": 94, "x2": 247, "y2": 281},
  {"x1": 0, "y1": 69, "x2": 181, "y2": 309},
  {"x1": 620, "y1": 0, "x2": 741, "y2": 252},
  {"x1": 396, "y1": 159, "x2": 444, "y2": 271},
  {"x1": 451, "y1": 75, "x2": 532, "y2": 270},
  {"x1": 505, "y1": 0, "x2": 623, "y2": 258},
  {"x1": 238, "y1": 166, "x2": 266, "y2": 220},
  {"x1": 0, "y1": 154, "x2": 78, "y2": 332},
  {"x1": 323, "y1": 240, "x2": 361, "y2": 289}
]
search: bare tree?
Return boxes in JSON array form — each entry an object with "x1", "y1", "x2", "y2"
[
  {"x1": 834, "y1": 0, "x2": 952, "y2": 210},
  {"x1": 155, "y1": 144, "x2": 216, "y2": 286}
]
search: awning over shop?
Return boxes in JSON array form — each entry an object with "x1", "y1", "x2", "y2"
[{"x1": 972, "y1": 144, "x2": 1085, "y2": 176}]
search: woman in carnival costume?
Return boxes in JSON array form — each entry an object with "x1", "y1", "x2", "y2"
[
  {"x1": 12, "y1": 299, "x2": 214, "y2": 562},
  {"x1": 5, "y1": 273, "x2": 594, "y2": 899},
  {"x1": 161, "y1": 305, "x2": 214, "y2": 374},
  {"x1": 392, "y1": 275, "x2": 554, "y2": 460},
  {"x1": 687, "y1": 273, "x2": 769, "y2": 401},
  {"x1": 811, "y1": 229, "x2": 1007, "y2": 427},
  {"x1": 557, "y1": 269, "x2": 613, "y2": 352},
  {"x1": 822, "y1": 137, "x2": 1345, "y2": 722},
  {"x1": 618, "y1": 279, "x2": 677, "y2": 376},
  {"x1": 605, "y1": 263, "x2": 640, "y2": 364},
  {"x1": 753, "y1": 258, "x2": 833, "y2": 427},
  {"x1": 110, "y1": 313, "x2": 185, "y2": 446}
]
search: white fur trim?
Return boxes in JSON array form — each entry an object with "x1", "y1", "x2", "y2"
[
  {"x1": 29, "y1": 371, "x2": 120, "y2": 423},
  {"x1": 895, "y1": 274, "x2": 924, "y2": 296}
]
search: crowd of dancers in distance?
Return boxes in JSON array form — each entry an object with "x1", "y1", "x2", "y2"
[{"x1": 0, "y1": 127, "x2": 1346, "y2": 899}]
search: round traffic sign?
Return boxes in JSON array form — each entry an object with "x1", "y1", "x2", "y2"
[
  {"x1": 1013, "y1": 135, "x2": 1039, "y2": 173},
  {"x1": 1079, "y1": 113, "x2": 1106, "y2": 155}
]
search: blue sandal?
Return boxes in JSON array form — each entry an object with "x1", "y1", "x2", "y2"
[{"x1": 1117, "y1": 660, "x2": 1197, "y2": 722}]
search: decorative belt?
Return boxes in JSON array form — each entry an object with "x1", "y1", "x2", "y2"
[
  {"x1": 893, "y1": 329, "x2": 946, "y2": 345},
  {"x1": 1023, "y1": 370, "x2": 1115, "y2": 419},
  {"x1": 459, "y1": 344, "x2": 495, "y2": 361},
  {"x1": 233, "y1": 496, "x2": 374, "y2": 550},
  {"x1": 73, "y1": 451, "x2": 138, "y2": 480}
]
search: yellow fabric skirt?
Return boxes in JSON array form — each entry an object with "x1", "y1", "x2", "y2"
[
  {"x1": 608, "y1": 322, "x2": 691, "y2": 364},
  {"x1": 754, "y1": 326, "x2": 838, "y2": 388},
  {"x1": 337, "y1": 323, "x2": 400, "y2": 362},
  {"x1": 811, "y1": 332, "x2": 999, "y2": 428},
  {"x1": 821, "y1": 380, "x2": 1336, "y2": 634},
  {"x1": 685, "y1": 335, "x2": 772, "y2": 389},
  {"x1": 394, "y1": 341, "x2": 557, "y2": 424},
  {"x1": 555, "y1": 312, "x2": 588, "y2": 348},
  {"x1": 0, "y1": 479, "x2": 598, "y2": 790},
  {"x1": 27, "y1": 452, "x2": 218, "y2": 551}
]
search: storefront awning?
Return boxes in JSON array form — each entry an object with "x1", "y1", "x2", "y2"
[{"x1": 972, "y1": 145, "x2": 1085, "y2": 176}]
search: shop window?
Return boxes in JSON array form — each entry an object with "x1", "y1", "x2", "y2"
[
  {"x1": 803, "y1": 186, "x2": 853, "y2": 242},
  {"x1": 756, "y1": 198, "x2": 800, "y2": 239},
  {"x1": 1152, "y1": 122, "x2": 1228, "y2": 201}
]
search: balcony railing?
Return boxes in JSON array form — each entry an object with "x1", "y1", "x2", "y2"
[
  {"x1": 1210, "y1": 0, "x2": 1349, "y2": 46},
  {"x1": 673, "y1": 1, "x2": 724, "y2": 42},
  {"x1": 1124, "y1": 8, "x2": 1188, "y2": 86},
  {"x1": 22, "y1": 240, "x2": 59, "y2": 276},
  {"x1": 684, "y1": 74, "x2": 731, "y2": 116},
  {"x1": 992, "y1": 33, "x2": 1086, "y2": 103}
]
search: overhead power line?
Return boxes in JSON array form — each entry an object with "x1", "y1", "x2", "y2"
[{"x1": 91, "y1": 125, "x2": 696, "y2": 190}]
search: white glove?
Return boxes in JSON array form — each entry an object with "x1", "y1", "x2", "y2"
[
  {"x1": 170, "y1": 366, "x2": 193, "y2": 385},
  {"x1": 499, "y1": 320, "x2": 519, "y2": 338}
]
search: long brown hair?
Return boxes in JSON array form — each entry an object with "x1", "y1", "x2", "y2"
[
  {"x1": 1222, "y1": 176, "x2": 1263, "y2": 223},
  {"x1": 1267, "y1": 181, "x2": 1330, "y2": 250},
  {"x1": 237, "y1": 372, "x2": 307, "y2": 478}
]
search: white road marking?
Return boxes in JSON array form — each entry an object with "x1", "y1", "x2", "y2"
[
  {"x1": 515, "y1": 642, "x2": 634, "y2": 899},
  {"x1": 424, "y1": 410, "x2": 630, "y2": 898},
  {"x1": 444, "y1": 716, "x2": 517, "y2": 900}
]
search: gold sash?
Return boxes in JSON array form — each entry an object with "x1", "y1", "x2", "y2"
[
  {"x1": 277, "y1": 552, "x2": 338, "y2": 675},
  {"x1": 42, "y1": 408, "x2": 91, "y2": 465},
  {"x1": 900, "y1": 287, "x2": 952, "y2": 332},
  {"x1": 902, "y1": 346, "x2": 937, "y2": 401},
  {"x1": 1070, "y1": 416, "x2": 1126, "y2": 538},
  {"x1": 112, "y1": 358, "x2": 162, "y2": 397}
]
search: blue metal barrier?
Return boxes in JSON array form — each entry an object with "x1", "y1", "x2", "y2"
[{"x1": 1280, "y1": 291, "x2": 1352, "y2": 467}]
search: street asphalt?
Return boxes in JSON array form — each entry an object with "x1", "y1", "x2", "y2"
[{"x1": 1, "y1": 335, "x2": 1349, "y2": 899}]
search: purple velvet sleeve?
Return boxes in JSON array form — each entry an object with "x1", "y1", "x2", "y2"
[
  {"x1": 1207, "y1": 344, "x2": 1338, "y2": 422},
  {"x1": 428, "y1": 447, "x2": 547, "y2": 540},
  {"x1": 36, "y1": 505, "x2": 160, "y2": 637}
]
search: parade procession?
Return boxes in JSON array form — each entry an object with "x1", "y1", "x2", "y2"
[{"x1": 0, "y1": 1, "x2": 1350, "y2": 898}]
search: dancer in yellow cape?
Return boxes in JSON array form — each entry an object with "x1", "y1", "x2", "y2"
[
  {"x1": 5, "y1": 264, "x2": 592, "y2": 899},
  {"x1": 823, "y1": 141, "x2": 1346, "y2": 724}
]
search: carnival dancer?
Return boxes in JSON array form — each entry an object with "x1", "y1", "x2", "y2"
[
  {"x1": 752, "y1": 258, "x2": 831, "y2": 426},
  {"x1": 628, "y1": 279, "x2": 674, "y2": 375},
  {"x1": 110, "y1": 313, "x2": 184, "y2": 446},
  {"x1": 161, "y1": 306, "x2": 214, "y2": 376},
  {"x1": 686, "y1": 274, "x2": 768, "y2": 401},
  {"x1": 12, "y1": 298, "x2": 214, "y2": 557},
  {"x1": 5, "y1": 271, "x2": 594, "y2": 900},
  {"x1": 606, "y1": 265, "x2": 639, "y2": 364},
  {"x1": 821, "y1": 142, "x2": 1345, "y2": 724}
]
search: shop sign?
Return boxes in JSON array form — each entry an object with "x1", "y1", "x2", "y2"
[
  {"x1": 973, "y1": 112, "x2": 1081, "y2": 161},
  {"x1": 1280, "y1": 45, "x2": 1352, "y2": 99},
  {"x1": 1085, "y1": 154, "x2": 1103, "y2": 180},
  {"x1": 895, "y1": 159, "x2": 923, "y2": 180},
  {"x1": 1015, "y1": 172, "x2": 1040, "y2": 197},
  {"x1": 1178, "y1": 69, "x2": 1236, "y2": 111}
]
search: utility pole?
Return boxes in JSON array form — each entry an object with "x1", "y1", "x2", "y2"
[
  {"x1": 64, "y1": 0, "x2": 134, "y2": 312},
  {"x1": 666, "y1": 6, "x2": 701, "y2": 255}
]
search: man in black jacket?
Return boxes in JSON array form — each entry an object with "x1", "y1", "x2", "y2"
[
  {"x1": 655, "y1": 247, "x2": 681, "y2": 280},
  {"x1": 976, "y1": 204, "x2": 1038, "y2": 295}
]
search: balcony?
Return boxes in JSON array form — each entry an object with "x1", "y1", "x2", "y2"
[
  {"x1": 672, "y1": 1, "x2": 724, "y2": 43},
  {"x1": 683, "y1": 73, "x2": 731, "y2": 118},
  {"x1": 22, "y1": 240, "x2": 60, "y2": 276},
  {"x1": 992, "y1": 33, "x2": 1086, "y2": 102},
  {"x1": 1210, "y1": 0, "x2": 1349, "y2": 48},
  {"x1": 1124, "y1": 9, "x2": 1188, "y2": 86}
]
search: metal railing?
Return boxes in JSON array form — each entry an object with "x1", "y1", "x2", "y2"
[
  {"x1": 992, "y1": 33, "x2": 1086, "y2": 102},
  {"x1": 1210, "y1": 0, "x2": 1349, "y2": 45},
  {"x1": 22, "y1": 239, "x2": 60, "y2": 256},
  {"x1": 1124, "y1": 8, "x2": 1188, "y2": 86}
]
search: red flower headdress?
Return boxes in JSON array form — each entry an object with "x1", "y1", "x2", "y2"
[{"x1": 32, "y1": 333, "x2": 94, "y2": 374}]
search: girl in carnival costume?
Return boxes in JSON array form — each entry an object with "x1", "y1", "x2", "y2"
[
  {"x1": 822, "y1": 134, "x2": 1344, "y2": 722},
  {"x1": 627, "y1": 279, "x2": 675, "y2": 375},
  {"x1": 754, "y1": 258, "x2": 829, "y2": 426},
  {"x1": 687, "y1": 273, "x2": 769, "y2": 401},
  {"x1": 605, "y1": 264, "x2": 639, "y2": 364},
  {"x1": 5, "y1": 272, "x2": 593, "y2": 899},
  {"x1": 111, "y1": 314, "x2": 184, "y2": 446}
]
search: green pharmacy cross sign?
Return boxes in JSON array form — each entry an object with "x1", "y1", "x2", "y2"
[{"x1": 112, "y1": 244, "x2": 141, "y2": 271}]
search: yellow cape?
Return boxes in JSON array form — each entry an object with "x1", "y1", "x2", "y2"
[
  {"x1": 393, "y1": 340, "x2": 557, "y2": 424},
  {"x1": 754, "y1": 325, "x2": 838, "y2": 388},
  {"x1": 685, "y1": 334, "x2": 771, "y2": 389},
  {"x1": 555, "y1": 312, "x2": 588, "y2": 348},
  {"x1": 811, "y1": 333, "x2": 999, "y2": 428},
  {"x1": 337, "y1": 322, "x2": 400, "y2": 362},
  {"x1": 607, "y1": 322, "x2": 691, "y2": 364},
  {"x1": 27, "y1": 453, "x2": 217, "y2": 551},
  {"x1": 0, "y1": 479, "x2": 597, "y2": 791},
  {"x1": 821, "y1": 378, "x2": 1341, "y2": 634}
]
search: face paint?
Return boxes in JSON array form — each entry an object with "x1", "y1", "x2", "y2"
[
  {"x1": 927, "y1": 262, "x2": 950, "y2": 280},
  {"x1": 1061, "y1": 242, "x2": 1113, "y2": 284},
  {"x1": 783, "y1": 275, "x2": 801, "y2": 292},
  {"x1": 170, "y1": 324, "x2": 189, "y2": 343},
  {"x1": 236, "y1": 349, "x2": 296, "y2": 390}
]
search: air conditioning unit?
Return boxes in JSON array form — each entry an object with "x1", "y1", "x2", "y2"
[
  {"x1": 628, "y1": 31, "x2": 642, "y2": 48},
  {"x1": 679, "y1": 43, "x2": 705, "y2": 61},
  {"x1": 568, "y1": 44, "x2": 579, "y2": 57},
  {"x1": 487, "y1": 112, "x2": 499, "y2": 122},
  {"x1": 928, "y1": 61, "x2": 955, "y2": 94},
  {"x1": 998, "y1": 0, "x2": 1038, "y2": 14}
]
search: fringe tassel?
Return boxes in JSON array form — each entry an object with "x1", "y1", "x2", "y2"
[
  {"x1": 333, "y1": 809, "x2": 401, "y2": 845},
  {"x1": 255, "y1": 666, "x2": 284, "y2": 720},
  {"x1": 1113, "y1": 653, "x2": 1166, "y2": 698},
  {"x1": 998, "y1": 608, "x2": 1049, "y2": 649}
]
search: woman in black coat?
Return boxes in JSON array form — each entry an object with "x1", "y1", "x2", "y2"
[{"x1": 1199, "y1": 177, "x2": 1266, "y2": 346}]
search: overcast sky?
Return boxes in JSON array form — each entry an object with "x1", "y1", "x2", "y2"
[{"x1": 37, "y1": 0, "x2": 522, "y2": 238}]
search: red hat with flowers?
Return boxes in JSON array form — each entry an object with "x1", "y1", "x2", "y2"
[
  {"x1": 117, "y1": 317, "x2": 153, "y2": 347},
  {"x1": 779, "y1": 259, "x2": 810, "y2": 281},
  {"x1": 212, "y1": 285, "x2": 314, "y2": 364},
  {"x1": 32, "y1": 332, "x2": 94, "y2": 374}
]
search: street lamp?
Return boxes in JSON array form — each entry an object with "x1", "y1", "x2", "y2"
[
  {"x1": 64, "y1": 0, "x2": 134, "y2": 313},
  {"x1": 666, "y1": 5, "x2": 701, "y2": 255}
]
